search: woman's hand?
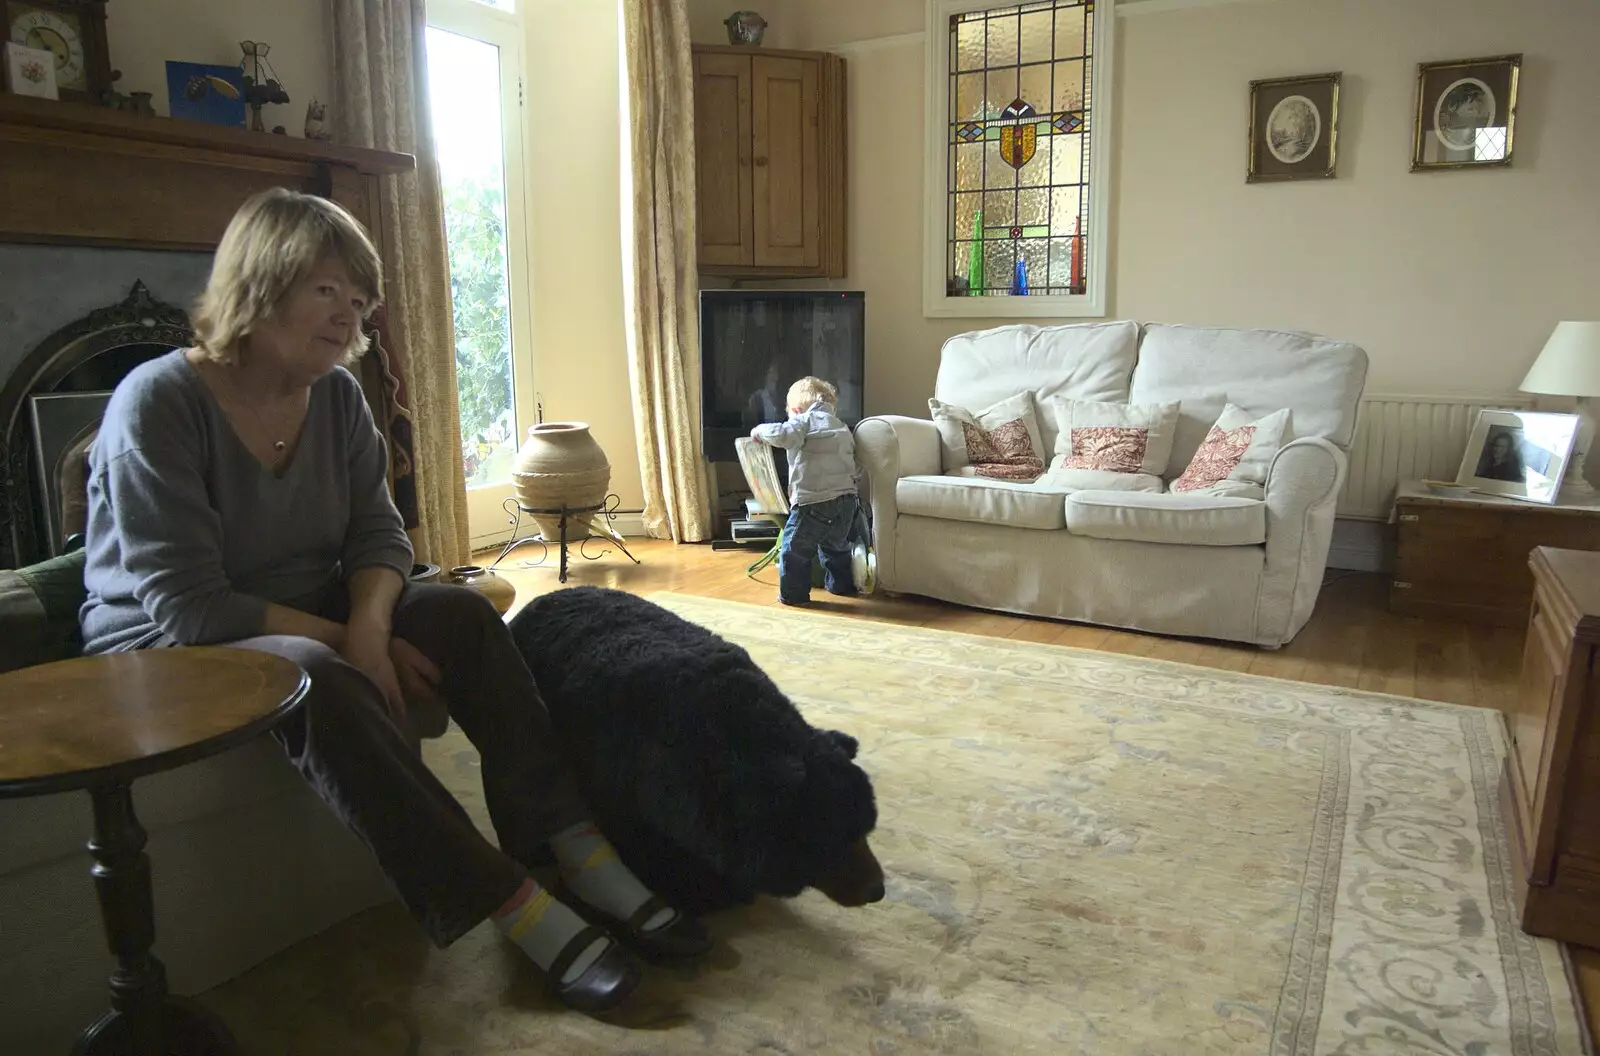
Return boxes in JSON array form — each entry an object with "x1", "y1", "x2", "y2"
[{"x1": 341, "y1": 622, "x2": 407, "y2": 728}]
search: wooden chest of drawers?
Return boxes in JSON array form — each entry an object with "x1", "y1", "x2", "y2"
[
  {"x1": 1502, "y1": 547, "x2": 1600, "y2": 945},
  {"x1": 1390, "y1": 482, "x2": 1600, "y2": 626}
]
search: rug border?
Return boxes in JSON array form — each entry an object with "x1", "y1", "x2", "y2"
[{"x1": 647, "y1": 592, "x2": 1502, "y2": 720}]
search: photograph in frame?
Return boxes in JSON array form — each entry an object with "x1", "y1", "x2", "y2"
[{"x1": 1456, "y1": 409, "x2": 1579, "y2": 504}]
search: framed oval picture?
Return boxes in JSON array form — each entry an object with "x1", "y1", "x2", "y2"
[
  {"x1": 1248, "y1": 72, "x2": 1340, "y2": 182},
  {"x1": 1412, "y1": 54, "x2": 1520, "y2": 171}
]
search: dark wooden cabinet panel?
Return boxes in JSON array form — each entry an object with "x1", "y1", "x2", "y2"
[{"x1": 1503, "y1": 547, "x2": 1600, "y2": 945}]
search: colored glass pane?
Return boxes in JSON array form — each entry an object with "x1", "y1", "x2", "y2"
[{"x1": 1019, "y1": 10, "x2": 1053, "y2": 64}]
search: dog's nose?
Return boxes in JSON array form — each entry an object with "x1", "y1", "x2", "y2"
[{"x1": 864, "y1": 881, "x2": 885, "y2": 903}]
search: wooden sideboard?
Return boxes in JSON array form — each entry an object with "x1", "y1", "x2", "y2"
[
  {"x1": 1390, "y1": 481, "x2": 1600, "y2": 626},
  {"x1": 1502, "y1": 546, "x2": 1600, "y2": 946}
]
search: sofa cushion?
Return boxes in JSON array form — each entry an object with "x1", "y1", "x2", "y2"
[
  {"x1": 935, "y1": 322, "x2": 1140, "y2": 454},
  {"x1": 897, "y1": 474, "x2": 1074, "y2": 530},
  {"x1": 1035, "y1": 468, "x2": 1165, "y2": 493},
  {"x1": 1064, "y1": 491, "x2": 1267, "y2": 546},
  {"x1": 1128, "y1": 324, "x2": 1368, "y2": 475},
  {"x1": 929, "y1": 392, "x2": 1046, "y2": 480}
]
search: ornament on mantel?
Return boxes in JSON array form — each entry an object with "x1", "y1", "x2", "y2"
[
  {"x1": 304, "y1": 97, "x2": 331, "y2": 141},
  {"x1": 239, "y1": 41, "x2": 290, "y2": 133}
]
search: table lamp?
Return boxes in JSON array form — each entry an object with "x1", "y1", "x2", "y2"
[{"x1": 1519, "y1": 321, "x2": 1600, "y2": 497}]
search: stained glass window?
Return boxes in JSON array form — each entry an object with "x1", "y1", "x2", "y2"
[{"x1": 946, "y1": 0, "x2": 1095, "y2": 299}]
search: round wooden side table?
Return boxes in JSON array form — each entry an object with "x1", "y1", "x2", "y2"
[{"x1": 0, "y1": 647, "x2": 309, "y2": 1056}]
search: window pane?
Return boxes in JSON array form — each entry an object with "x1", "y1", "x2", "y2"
[
  {"x1": 946, "y1": 1, "x2": 1094, "y2": 299},
  {"x1": 427, "y1": 27, "x2": 518, "y2": 490}
]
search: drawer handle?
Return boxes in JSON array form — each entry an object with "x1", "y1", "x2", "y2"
[
  {"x1": 1399, "y1": 514, "x2": 1420, "y2": 522},
  {"x1": 1393, "y1": 581, "x2": 1412, "y2": 589}
]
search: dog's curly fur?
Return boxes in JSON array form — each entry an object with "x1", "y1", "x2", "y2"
[{"x1": 509, "y1": 587, "x2": 878, "y2": 913}]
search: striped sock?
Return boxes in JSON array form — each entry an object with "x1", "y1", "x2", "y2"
[
  {"x1": 492, "y1": 877, "x2": 607, "y2": 984},
  {"x1": 551, "y1": 822, "x2": 675, "y2": 932}
]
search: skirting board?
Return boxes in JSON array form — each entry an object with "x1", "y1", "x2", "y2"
[{"x1": 1327, "y1": 518, "x2": 1392, "y2": 574}]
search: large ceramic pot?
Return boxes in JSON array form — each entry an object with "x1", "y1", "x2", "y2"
[
  {"x1": 511, "y1": 422, "x2": 610, "y2": 541},
  {"x1": 447, "y1": 565, "x2": 516, "y2": 615}
]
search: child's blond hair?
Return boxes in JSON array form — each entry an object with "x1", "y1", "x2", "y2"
[{"x1": 786, "y1": 376, "x2": 838, "y2": 414}]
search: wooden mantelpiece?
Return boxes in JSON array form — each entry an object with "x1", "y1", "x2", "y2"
[{"x1": 0, "y1": 93, "x2": 414, "y2": 254}]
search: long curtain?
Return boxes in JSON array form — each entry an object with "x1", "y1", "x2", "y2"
[
  {"x1": 330, "y1": 0, "x2": 472, "y2": 569},
  {"x1": 621, "y1": 0, "x2": 713, "y2": 542}
]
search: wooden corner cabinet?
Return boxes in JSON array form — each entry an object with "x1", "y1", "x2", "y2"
[
  {"x1": 1503, "y1": 547, "x2": 1600, "y2": 946},
  {"x1": 692, "y1": 45, "x2": 846, "y2": 278}
]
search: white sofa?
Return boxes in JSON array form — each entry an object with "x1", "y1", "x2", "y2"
[{"x1": 855, "y1": 322, "x2": 1368, "y2": 648}]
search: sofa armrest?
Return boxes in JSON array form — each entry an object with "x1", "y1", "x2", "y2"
[
  {"x1": 855, "y1": 416, "x2": 941, "y2": 590},
  {"x1": 1257, "y1": 437, "x2": 1347, "y2": 645}
]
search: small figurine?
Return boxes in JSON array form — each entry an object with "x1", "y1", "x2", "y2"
[{"x1": 304, "y1": 98, "x2": 331, "y2": 141}]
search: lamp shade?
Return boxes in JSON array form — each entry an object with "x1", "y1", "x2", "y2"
[{"x1": 1520, "y1": 321, "x2": 1600, "y2": 397}]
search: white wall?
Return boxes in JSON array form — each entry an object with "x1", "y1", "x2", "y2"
[
  {"x1": 721, "y1": 0, "x2": 1600, "y2": 419},
  {"x1": 106, "y1": 0, "x2": 330, "y2": 135},
  {"x1": 521, "y1": 0, "x2": 643, "y2": 510}
]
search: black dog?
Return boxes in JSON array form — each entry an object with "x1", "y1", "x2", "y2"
[{"x1": 509, "y1": 586, "x2": 884, "y2": 914}]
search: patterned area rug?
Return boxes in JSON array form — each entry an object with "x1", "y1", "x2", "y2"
[{"x1": 202, "y1": 594, "x2": 1590, "y2": 1054}]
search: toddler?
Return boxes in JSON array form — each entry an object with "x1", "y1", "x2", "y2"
[{"x1": 750, "y1": 376, "x2": 861, "y2": 605}]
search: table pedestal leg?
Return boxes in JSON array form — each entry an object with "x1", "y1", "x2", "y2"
[{"x1": 73, "y1": 781, "x2": 238, "y2": 1056}]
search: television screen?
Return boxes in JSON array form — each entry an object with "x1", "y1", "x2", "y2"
[{"x1": 699, "y1": 290, "x2": 864, "y2": 463}]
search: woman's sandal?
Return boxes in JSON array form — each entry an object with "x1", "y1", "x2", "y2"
[
  {"x1": 556, "y1": 881, "x2": 713, "y2": 963},
  {"x1": 547, "y1": 925, "x2": 642, "y2": 1015}
]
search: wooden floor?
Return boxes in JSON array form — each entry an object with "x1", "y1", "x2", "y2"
[
  {"x1": 489, "y1": 537, "x2": 1524, "y2": 711},
  {"x1": 487, "y1": 537, "x2": 1600, "y2": 1038}
]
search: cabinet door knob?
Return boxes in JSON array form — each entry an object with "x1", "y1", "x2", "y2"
[{"x1": 754, "y1": 156, "x2": 768, "y2": 167}]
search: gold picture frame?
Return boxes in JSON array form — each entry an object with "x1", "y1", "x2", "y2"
[
  {"x1": 1248, "y1": 72, "x2": 1340, "y2": 182},
  {"x1": 1412, "y1": 54, "x2": 1521, "y2": 171}
]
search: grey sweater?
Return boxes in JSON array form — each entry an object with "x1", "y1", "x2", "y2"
[
  {"x1": 79, "y1": 351, "x2": 414, "y2": 654},
  {"x1": 752, "y1": 401, "x2": 859, "y2": 507}
]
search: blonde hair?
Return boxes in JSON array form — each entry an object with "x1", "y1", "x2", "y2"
[
  {"x1": 786, "y1": 376, "x2": 838, "y2": 414},
  {"x1": 191, "y1": 188, "x2": 384, "y2": 366}
]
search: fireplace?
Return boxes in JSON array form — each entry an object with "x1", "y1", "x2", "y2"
[{"x1": 0, "y1": 280, "x2": 192, "y2": 566}]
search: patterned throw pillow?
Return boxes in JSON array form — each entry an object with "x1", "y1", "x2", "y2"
[
  {"x1": 1039, "y1": 397, "x2": 1180, "y2": 477},
  {"x1": 1172, "y1": 424, "x2": 1258, "y2": 492},
  {"x1": 1171, "y1": 404, "x2": 1291, "y2": 494},
  {"x1": 961, "y1": 418, "x2": 1045, "y2": 481},
  {"x1": 1062, "y1": 426, "x2": 1148, "y2": 473},
  {"x1": 929, "y1": 392, "x2": 1046, "y2": 480}
]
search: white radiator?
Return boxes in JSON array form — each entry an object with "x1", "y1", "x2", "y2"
[{"x1": 1337, "y1": 393, "x2": 1534, "y2": 521}]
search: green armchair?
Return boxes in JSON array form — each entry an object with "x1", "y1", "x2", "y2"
[{"x1": 0, "y1": 547, "x2": 88, "y2": 674}]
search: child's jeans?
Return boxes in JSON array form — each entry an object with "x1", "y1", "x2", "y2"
[{"x1": 778, "y1": 494, "x2": 859, "y2": 604}]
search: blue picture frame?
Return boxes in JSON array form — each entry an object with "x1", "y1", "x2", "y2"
[{"x1": 165, "y1": 61, "x2": 246, "y2": 127}]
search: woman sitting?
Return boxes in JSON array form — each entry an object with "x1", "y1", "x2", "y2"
[{"x1": 78, "y1": 187, "x2": 706, "y2": 1015}]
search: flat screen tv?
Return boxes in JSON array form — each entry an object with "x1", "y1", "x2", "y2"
[{"x1": 699, "y1": 290, "x2": 865, "y2": 463}]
